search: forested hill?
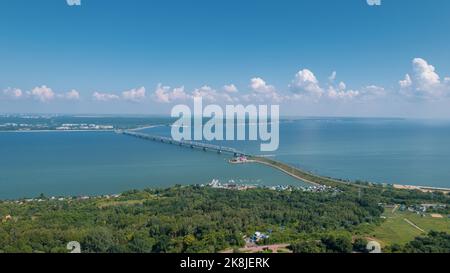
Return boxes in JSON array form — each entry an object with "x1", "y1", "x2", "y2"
[
  {"x1": 0, "y1": 185, "x2": 448, "y2": 253},
  {"x1": 0, "y1": 185, "x2": 381, "y2": 253}
]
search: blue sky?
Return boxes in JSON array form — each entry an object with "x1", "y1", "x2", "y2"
[{"x1": 1, "y1": 0, "x2": 450, "y2": 117}]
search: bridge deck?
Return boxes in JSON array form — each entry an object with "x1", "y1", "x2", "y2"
[{"x1": 120, "y1": 130, "x2": 249, "y2": 156}]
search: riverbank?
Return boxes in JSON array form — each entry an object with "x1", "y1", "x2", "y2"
[
  {"x1": 236, "y1": 158, "x2": 321, "y2": 187},
  {"x1": 240, "y1": 156, "x2": 450, "y2": 194},
  {"x1": 0, "y1": 129, "x2": 115, "y2": 133},
  {"x1": 393, "y1": 184, "x2": 450, "y2": 194},
  {"x1": 0, "y1": 123, "x2": 164, "y2": 134},
  {"x1": 244, "y1": 156, "x2": 364, "y2": 188}
]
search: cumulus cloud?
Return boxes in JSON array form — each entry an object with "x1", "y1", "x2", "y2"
[
  {"x1": 360, "y1": 85, "x2": 387, "y2": 99},
  {"x1": 28, "y1": 85, "x2": 55, "y2": 102},
  {"x1": 246, "y1": 77, "x2": 284, "y2": 103},
  {"x1": 399, "y1": 74, "x2": 412, "y2": 88},
  {"x1": 325, "y1": 79, "x2": 360, "y2": 100},
  {"x1": 413, "y1": 58, "x2": 441, "y2": 88},
  {"x1": 66, "y1": 0, "x2": 81, "y2": 6},
  {"x1": 287, "y1": 68, "x2": 390, "y2": 102},
  {"x1": 153, "y1": 84, "x2": 240, "y2": 104},
  {"x1": 6, "y1": 58, "x2": 446, "y2": 109},
  {"x1": 289, "y1": 69, "x2": 323, "y2": 98},
  {"x1": 327, "y1": 81, "x2": 359, "y2": 100},
  {"x1": 250, "y1": 77, "x2": 276, "y2": 94},
  {"x1": 122, "y1": 87, "x2": 146, "y2": 102},
  {"x1": 193, "y1": 86, "x2": 218, "y2": 102},
  {"x1": 92, "y1": 92, "x2": 120, "y2": 102},
  {"x1": 4, "y1": 86, "x2": 80, "y2": 102},
  {"x1": 399, "y1": 58, "x2": 449, "y2": 98},
  {"x1": 327, "y1": 88, "x2": 359, "y2": 100},
  {"x1": 57, "y1": 89, "x2": 80, "y2": 100},
  {"x1": 223, "y1": 84, "x2": 238, "y2": 93},
  {"x1": 194, "y1": 85, "x2": 236, "y2": 103},
  {"x1": 3, "y1": 88, "x2": 23, "y2": 99},
  {"x1": 153, "y1": 84, "x2": 190, "y2": 103}
]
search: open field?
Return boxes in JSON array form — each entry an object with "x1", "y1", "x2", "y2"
[{"x1": 366, "y1": 210, "x2": 450, "y2": 246}]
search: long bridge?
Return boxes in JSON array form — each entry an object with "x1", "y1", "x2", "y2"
[{"x1": 119, "y1": 130, "x2": 249, "y2": 157}]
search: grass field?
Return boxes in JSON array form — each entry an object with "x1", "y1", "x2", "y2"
[{"x1": 365, "y1": 209, "x2": 450, "y2": 246}]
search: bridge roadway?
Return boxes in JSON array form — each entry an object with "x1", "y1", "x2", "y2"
[{"x1": 120, "y1": 130, "x2": 249, "y2": 157}]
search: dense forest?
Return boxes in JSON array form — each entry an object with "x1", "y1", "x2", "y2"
[
  {"x1": 383, "y1": 231, "x2": 450, "y2": 253},
  {"x1": 0, "y1": 185, "x2": 448, "y2": 253}
]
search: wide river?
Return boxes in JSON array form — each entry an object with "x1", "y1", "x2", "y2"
[{"x1": 1, "y1": 118, "x2": 450, "y2": 199}]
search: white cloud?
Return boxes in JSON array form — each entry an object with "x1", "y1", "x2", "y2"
[
  {"x1": 327, "y1": 88, "x2": 359, "y2": 100},
  {"x1": 247, "y1": 77, "x2": 284, "y2": 103},
  {"x1": 153, "y1": 84, "x2": 190, "y2": 103},
  {"x1": 327, "y1": 81, "x2": 359, "y2": 100},
  {"x1": 3, "y1": 88, "x2": 23, "y2": 99},
  {"x1": 153, "y1": 84, "x2": 237, "y2": 104},
  {"x1": 329, "y1": 71, "x2": 337, "y2": 82},
  {"x1": 193, "y1": 85, "x2": 236, "y2": 103},
  {"x1": 326, "y1": 82, "x2": 387, "y2": 101},
  {"x1": 399, "y1": 58, "x2": 448, "y2": 98},
  {"x1": 92, "y1": 92, "x2": 120, "y2": 101},
  {"x1": 223, "y1": 84, "x2": 238, "y2": 93},
  {"x1": 288, "y1": 68, "x2": 387, "y2": 102},
  {"x1": 289, "y1": 69, "x2": 323, "y2": 97},
  {"x1": 399, "y1": 74, "x2": 412, "y2": 88},
  {"x1": 413, "y1": 58, "x2": 441, "y2": 89},
  {"x1": 28, "y1": 85, "x2": 55, "y2": 102},
  {"x1": 66, "y1": 0, "x2": 81, "y2": 6},
  {"x1": 193, "y1": 86, "x2": 217, "y2": 102},
  {"x1": 250, "y1": 77, "x2": 276, "y2": 94},
  {"x1": 5, "y1": 86, "x2": 80, "y2": 102},
  {"x1": 57, "y1": 89, "x2": 80, "y2": 100},
  {"x1": 360, "y1": 85, "x2": 387, "y2": 99},
  {"x1": 122, "y1": 87, "x2": 146, "y2": 102}
]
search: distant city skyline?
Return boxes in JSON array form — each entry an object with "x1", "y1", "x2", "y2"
[{"x1": 1, "y1": 0, "x2": 450, "y2": 118}]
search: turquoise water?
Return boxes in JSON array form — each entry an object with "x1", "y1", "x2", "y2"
[
  {"x1": 147, "y1": 118, "x2": 450, "y2": 187},
  {"x1": 0, "y1": 130, "x2": 305, "y2": 199},
  {"x1": 1, "y1": 118, "x2": 450, "y2": 199},
  {"x1": 276, "y1": 118, "x2": 450, "y2": 187}
]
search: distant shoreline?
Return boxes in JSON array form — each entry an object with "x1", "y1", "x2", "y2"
[
  {"x1": 0, "y1": 129, "x2": 115, "y2": 133},
  {"x1": 1, "y1": 127, "x2": 450, "y2": 195},
  {"x1": 242, "y1": 156, "x2": 450, "y2": 194},
  {"x1": 0, "y1": 124, "x2": 163, "y2": 134},
  {"x1": 393, "y1": 184, "x2": 450, "y2": 194}
]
